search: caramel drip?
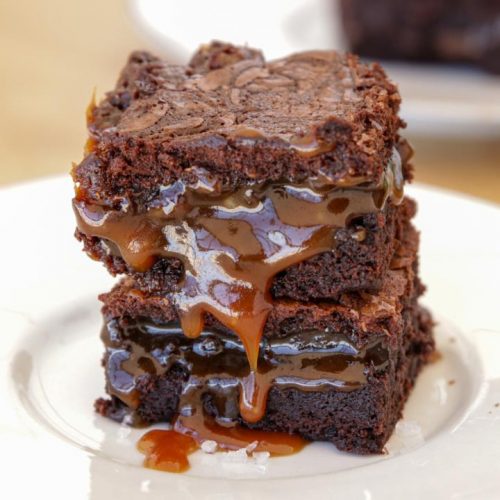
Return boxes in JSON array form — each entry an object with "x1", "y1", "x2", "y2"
[
  {"x1": 137, "y1": 421, "x2": 307, "y2": 473},
  {"x1": 77, "y1": 159, "x2": 401, "y2": 422},
  {"x1": 179, "y1": 418, "x2": 307, "y2": 455},
  {"x1": 138, "y1": 430, "x2": 197, "y2": 473}
]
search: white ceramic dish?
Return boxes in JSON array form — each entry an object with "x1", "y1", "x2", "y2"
[
  {"x1": 128, "y1": 0, "x2": 500, "y2": 138},
  {"x1": 1, "y1": 177, "x2": 500, "y2": 499}
]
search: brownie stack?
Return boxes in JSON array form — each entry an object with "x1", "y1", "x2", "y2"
[{"x1": 72, "y1": 41, "x2": 434, "y2": 454}]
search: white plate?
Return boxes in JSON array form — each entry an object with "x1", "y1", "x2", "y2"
[
  {"x1": 1, "y1": 177, "x2": 500, "y2": 499},
  {"x1": 128, "y1": 0, "x2": 500, "y2": 138}
]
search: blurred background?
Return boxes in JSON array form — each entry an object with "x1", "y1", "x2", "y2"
[{"x1": 1, "y1": 0, "x2": 499, "y2": 201}]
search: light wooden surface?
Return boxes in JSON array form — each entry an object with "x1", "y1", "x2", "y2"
[{"x1": 1, "y1": 0, "x2": 499, "y2": 203}]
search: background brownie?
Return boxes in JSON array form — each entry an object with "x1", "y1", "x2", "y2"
[{"x1": 340, "y1": 0, "x2": 500, "y2": 74}]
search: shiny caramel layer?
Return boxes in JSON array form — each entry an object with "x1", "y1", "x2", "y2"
[
  {"x1": 76, "y1": 152, "x2": 402, "y2": 422},
  {"x1": 103, "y1": 318, "x2": 389, "y2": 426}
]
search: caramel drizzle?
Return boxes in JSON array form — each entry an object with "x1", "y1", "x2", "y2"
[
  {"x1": 233, "y1": 126, "x2": 336, "y2": 158},
  {"x1": 76, "y1": 157, "x2": 402, "y2": 422},
  {"x1": 104, "y1": 317, "x2": 388, "y2": 427}
]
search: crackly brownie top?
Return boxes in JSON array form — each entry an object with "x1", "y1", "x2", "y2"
[{"x1": 77, "y1": 41, "x2": 405, "y2": 204}]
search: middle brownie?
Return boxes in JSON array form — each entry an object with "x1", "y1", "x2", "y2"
[{"x1": 76, "y1": 199, "x2": 400, "y2": 300}]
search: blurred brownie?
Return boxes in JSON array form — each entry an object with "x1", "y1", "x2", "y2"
[{"x1": 340, "y1": 0, "x2": 500, "y2": 74}]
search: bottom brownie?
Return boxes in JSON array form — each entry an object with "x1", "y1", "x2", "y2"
[
  {"x1": 95, "y1": 216, "x2": 434, "y2": 454},
  {"x1": 96, "y1": 304, "x2": 433, "y2": 454}
]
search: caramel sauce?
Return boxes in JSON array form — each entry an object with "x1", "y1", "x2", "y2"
[
  {"x1": 138, "y1": 429, "x2": 197, "y2": 473},
  {"x1": 232, "y1": 127, "x2": 336, "y2": 158},
  {"x1": 232, "y1": 127, "x2": 266, "y2": 139},
  {"x1": 288, "y1": 132, "x2": 336, "y2": 158},
  {"x1": 77, "y1": 155, "x2": 402, "y2": 425},
  {"x1": 189, "y1": 419, "x2": 307, "y2": 455},
  {"x1": 84, "y1": 137, "x2": 97, "y2": 155},
  {"x1": 103, "y1": 321, "x2": 388, "y2": 413},
  {"x1": 138, "y1": 420, "x2": 306, "y2": 473},
  {"x1": 86, "y1": 89, "x2": 97, "y2": 125}
]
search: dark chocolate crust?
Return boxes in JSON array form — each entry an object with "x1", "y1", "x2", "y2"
[
  {"x1": 340, "y1": 0, "x2": 500, "y2": 74},
  {"x1": 73, "y1": 41, "x2": 407, "y2": 208},
  {"x1": 77, "y1": 198, "x2": 415, "y2": 301}
]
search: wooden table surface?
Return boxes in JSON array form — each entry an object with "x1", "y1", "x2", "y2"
[{"x1": 1, "y1": 0, "x2": 499, "y2": 203}]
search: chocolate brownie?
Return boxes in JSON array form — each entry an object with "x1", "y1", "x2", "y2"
[
  {"x1": 97, "y1": 304, "x2": 433, "y2": 454},
  {"x1": 340, "y1": 0, "x2": 500, "y2": 74},
  {"x1": 73, "y1": 41, "x2": 410, "y2": 209},
  {"x1": 76, "y1": 200, "x2": 402, "y2": 300},
  {"x1": 71, "y1": 41, "x2": 434, "y2": 464}
]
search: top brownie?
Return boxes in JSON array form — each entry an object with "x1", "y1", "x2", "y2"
[{"x1": 74, "y1": 41, "x2": 406, "y2": 208}]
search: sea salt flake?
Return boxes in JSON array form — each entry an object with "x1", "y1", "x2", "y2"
[
  {"x1": 122, "y1": 414, "x2": 135, "y2": 426},
  {"x1": 245, "y1": 441, "x2": 258, "y2": 453},
  {"x1": 221, "y1": 448, "x2": 249, "y2": 464},
  {"x1": 395, "y1": 419, "x2": 424, "y2": 450},
  {"x1": 201, "y1": 440, "x2": 218, "y2": 454},
  {"x1": 252, "y1": 451, "x2": 270, "y2": 466}
]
